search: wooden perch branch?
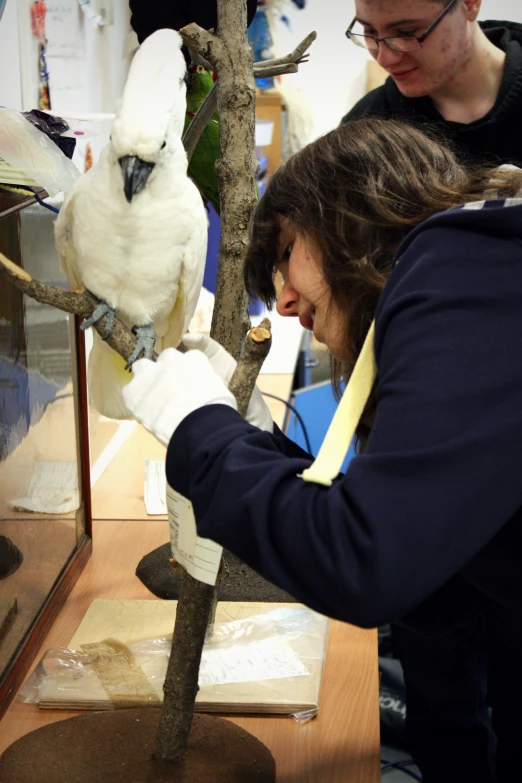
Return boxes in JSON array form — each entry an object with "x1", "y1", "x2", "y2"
[
  {"x1": 155, "y1": 568, "x2": 214, "y2": 761},
  {"x1": 155, "y1": 319, "x2": 272, "y2": 761},
  {"x1": 0, "y1": 252, "x2": 141, "y2": 361},
  {"x1": 229, "y1": 318, "x2": 272, "y2": 417},
  {"x1": 254, "y1": 63, "x2": 298, "y2": 77},
  {"x1": 257, "y1": 31, "x2": 317, "y2": 70},
  {"x1": 181, "y1": 18, "x2": 256, "y2": 361},
  {"x1": 153, "y1": 0, "x2": 283, "y2": 765}
]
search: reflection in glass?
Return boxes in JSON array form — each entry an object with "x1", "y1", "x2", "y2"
[{"x1": 0, "y1": 196, "x2": 81, "y2": 682}]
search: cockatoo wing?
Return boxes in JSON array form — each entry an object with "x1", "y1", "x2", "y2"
[
  {"x1": 55, "y1": 188, "x2": 83, "y2": 289},
  {"x1": 154, "y1": 192, "x2": 208, "y2": 352}
]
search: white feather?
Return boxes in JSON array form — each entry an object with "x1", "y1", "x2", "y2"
[{"x1": 55, "y1": 29, "x2": 208, "y2": 419}]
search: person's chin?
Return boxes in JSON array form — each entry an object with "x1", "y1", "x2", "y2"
[
  {"x1": 390, "y1": 68, "x2": 428, "y2": 97},
  {"x1": 395, "y1": 80, "x2": 429, "y2": 98}
]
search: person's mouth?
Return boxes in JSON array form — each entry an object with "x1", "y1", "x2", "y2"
[
  {"x1": 389, "y1": 66, "x2": 418, "y2": 82},
  {"x1": 299, "y1": 309, "x2": 315, "y2": 332}
]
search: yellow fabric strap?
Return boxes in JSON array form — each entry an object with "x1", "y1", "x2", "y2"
[{"x1": 299, "y1": 321, "x2": 376, "y2": 486}]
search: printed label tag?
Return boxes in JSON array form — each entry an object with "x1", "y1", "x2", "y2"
[{"x1": 166, "y1": 484, "x2": 223, "y2": 586}]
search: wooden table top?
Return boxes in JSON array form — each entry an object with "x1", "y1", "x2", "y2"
[{"x1": 0, "y1": 519, "x2": 380, "y2": 782}]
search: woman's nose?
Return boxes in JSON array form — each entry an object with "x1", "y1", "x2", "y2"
[{"x1": 276, "y1": 281, "x2": 299, "y2": 317}]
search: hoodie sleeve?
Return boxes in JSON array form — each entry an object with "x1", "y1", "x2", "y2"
[{"x1": 166, "y1": 222, "x2": 522, "y2": 627}]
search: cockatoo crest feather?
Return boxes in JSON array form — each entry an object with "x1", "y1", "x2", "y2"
[{"x1": 112, "y1": 29, "x2": 187, "y2": 161}]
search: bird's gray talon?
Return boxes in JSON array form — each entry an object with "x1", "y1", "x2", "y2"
[
  {"x1": 81, "y1": 300, "x2": 117, "y2": 340},
  {"x1": 125, "y1": 323, "x2": 156, "y2": 370},
  {"x1": 102, "y1": 307, "x2": 116, "y2": 340}
]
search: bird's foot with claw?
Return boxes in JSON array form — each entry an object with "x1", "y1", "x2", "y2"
[
  {"x1": 125, "y1": 323, "x2": 156, "y2": 370},
  {"x1": 80, "y1": 299, "x2": 117, "y2": 340}
]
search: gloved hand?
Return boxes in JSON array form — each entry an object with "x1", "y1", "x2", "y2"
[
  {"x1": 183, "y1": 332, "x2": 274, "y2": 433},
  {"x1": 122, "y1": 348, "x2": 237, "y2": 447}
]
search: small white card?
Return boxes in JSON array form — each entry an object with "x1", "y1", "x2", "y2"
[
  {"x1": 199, "y1": 640, "x2": 310, "y2": 686},
  {"x1": 166, "y1": 485, "x2": 223, "y2": 586},
  {"x1": 144, "y1": 459, "x2": 167, "y2": 515}
]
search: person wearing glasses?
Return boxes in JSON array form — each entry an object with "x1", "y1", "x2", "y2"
[
  {"x1": 342, "y1": 0, "x2": 522, "y2": 166},
  {"x1": 342, "y1": 3, "x2": 522, "y2": 780},
  {"x1": 123, "y1": 118, "x2": 522, "y2": 783}
]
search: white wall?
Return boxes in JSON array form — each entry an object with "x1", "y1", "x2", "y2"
[
  {"x1": 268, "y1": 0, "x2": 369, "y2": 139},
  {"x1": 478, "y1": 1, "x2": 522, "y2": 23},
  {"x1": 45, "y1": 0, "x2": 135, "y2": 115},
  {"x1": 0, "y1": 0, "x2": 22, "y2": 108},
  {"x1": 0, "y1": 0, "x2": 134, "y2": 114}
]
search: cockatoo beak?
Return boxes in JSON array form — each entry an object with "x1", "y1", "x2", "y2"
[{"x1": 119, "y1": 155, "x2": 155, "y2": 203}]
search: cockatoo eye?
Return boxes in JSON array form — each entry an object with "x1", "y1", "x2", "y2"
[{"x1": 161, "y1": 142, "x2": 166, "y2": 150}]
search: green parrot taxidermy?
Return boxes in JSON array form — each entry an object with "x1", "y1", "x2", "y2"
[{"x1": 184, "y1": 65, "x2": 221, "y2": 215}]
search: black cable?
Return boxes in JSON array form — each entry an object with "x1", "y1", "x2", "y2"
[
  {"x1": 381, "y1": 758, "x2": 422, "y2": 781},
  {"x1": 260, "y1": 391, "x2": 313, "y2": 455}
]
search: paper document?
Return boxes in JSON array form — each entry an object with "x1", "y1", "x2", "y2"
[
  {"x1": 166, "y1": 485, "x2": 222, "y2": 586},
  {"x1": 199, "y1": 640, "x2": 309, "y2": 686},
  {"x1": 9, "y1": 460, "x2": 79, "y2": 514}
]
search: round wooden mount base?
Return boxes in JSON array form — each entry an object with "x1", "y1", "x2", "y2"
[{"x1": 0, "y1": 709, "x2": 276, "y2": 783}]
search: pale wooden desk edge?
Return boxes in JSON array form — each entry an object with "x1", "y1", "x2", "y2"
[{"x1": 0, "y1": 519, "x2": 380, "y2": 782}]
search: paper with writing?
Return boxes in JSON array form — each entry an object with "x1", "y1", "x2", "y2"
[
  {"x1": 144, "y1": 459, "x2": 167, "y2": 515},
  {"x1": 199, "y1": 640, "x2": 309, "y2": 686},
  {"x1": 166, "y1": 485, "x2": 223, "y2": 586}
]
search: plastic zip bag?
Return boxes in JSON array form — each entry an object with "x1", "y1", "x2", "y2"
[
  {"x1": 0, "y1": 108, "x2": 80, "y2": 195},
  {"x1": 19, "y1": 607, "x2": 329, "y2": 722}
]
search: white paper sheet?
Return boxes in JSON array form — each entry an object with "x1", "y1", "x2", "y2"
[
  {"x1": 166, "y1": 485, "x2": 223, "y2": 586},
  {"x1": 144, "y1": 459, "x2": 167, "y2": 515},
  {"x1": 199, "y1": 640, "x2": 310, "y2": 686},
  {"x1": 9, "y1": 460, "x2": 79, "y2": 514},
  {"x1": 46, "y1": 2, "x2": 86, "y2": 59}
]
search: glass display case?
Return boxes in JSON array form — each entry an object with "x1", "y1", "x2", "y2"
[{"x1": 0, "y1": 189, "x2": 91, "y2": 717}]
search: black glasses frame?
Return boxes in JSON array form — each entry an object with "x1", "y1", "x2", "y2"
[{"x1": 346, "y1": 0, "x2": 458, "y2": 52}]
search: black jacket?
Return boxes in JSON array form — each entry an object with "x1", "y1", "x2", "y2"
[
  {"x1": 342, "y1": 21, "x2": 522, "y2": 166},
  {"x1": 166, "y1": 197, "x2": 522, "y2": 635},
  {"x1": 129, "y1": 0, "x2": 258, "y2": 43}
]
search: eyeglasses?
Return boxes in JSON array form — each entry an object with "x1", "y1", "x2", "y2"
[{"x1": 346, "y1": 0, "x2": 458, "y2": 53}]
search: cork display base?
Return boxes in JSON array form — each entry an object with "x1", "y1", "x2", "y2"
[
  {"x1": 136, "y1": 543, "x2": 295, "y2": 602},
  {"x1": 0, "y1": 709, "x2": 276, "y2": 783}
]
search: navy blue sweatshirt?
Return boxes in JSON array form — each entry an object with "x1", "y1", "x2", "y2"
[{"x1": 166, "y1": 198, "x2": 522, "y2": 633}]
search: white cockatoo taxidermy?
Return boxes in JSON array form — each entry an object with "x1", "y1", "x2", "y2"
[{"x1": 55, "y1": 29, "x2": 208, "y2": 419}]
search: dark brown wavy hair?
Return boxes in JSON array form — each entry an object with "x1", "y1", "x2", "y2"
[{"x1": 244, "y1": 118, "x2": 522, "y2": 444}]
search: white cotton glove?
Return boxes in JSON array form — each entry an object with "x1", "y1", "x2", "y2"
[
  {"x1": 122, "y1": 348, "x2": 237, "y2": 447},
  {"x1": 182, "y1": 332, "x2": 274, "y2": 433}
]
